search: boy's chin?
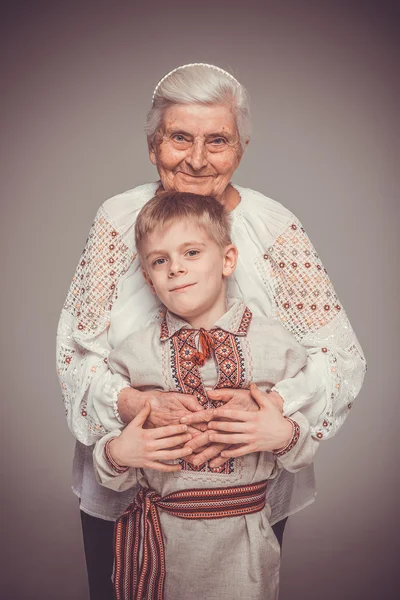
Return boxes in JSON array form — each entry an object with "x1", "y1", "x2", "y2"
[{"x1": 167, "y1": 301, "x2": 197, "y2": 321}]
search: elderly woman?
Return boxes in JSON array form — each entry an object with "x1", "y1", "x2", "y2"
[{"x1": 57, "y1": 63, "x2": 366, "y2": 600}]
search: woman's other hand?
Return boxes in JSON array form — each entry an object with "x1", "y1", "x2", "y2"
[
  {"x1": 108, "y1": 402, "x2": 193, "y2": 472},
  {"x1": 117, "y1": 387, "x2": 206, "y2": 435}
]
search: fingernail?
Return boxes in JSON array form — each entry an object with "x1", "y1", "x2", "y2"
[
  {"x1": 181, "y1": 425, "x2": 188, "y2": 431},
  {"x1": 181, "y1": 417, "x2": 188, "y2": 423}
]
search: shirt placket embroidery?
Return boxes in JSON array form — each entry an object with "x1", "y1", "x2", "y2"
[{"x1": 169, "y1": 317, "x2": 250, "y2": 475}]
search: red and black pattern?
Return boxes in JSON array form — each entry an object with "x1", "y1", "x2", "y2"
[
  {"x1": 114, "y1": 480, "x2": 268, "y2": 600},
  {"x1": 208, "y1": 328, "x2": 246, "y2": 391},
  {"x1": 170, "y1": 329, "x2": 208, "y2": 406},
  {"x1": 161, "y1": 307, "x2": 252, "y2": 474},
  {"x1": 167, "y1": 310, "x2": 251, "y2": 474},
  {"x1": 104, "y1": 438, "x2": 129, "y2": 474},
  {"x1": 273, "y1": 417, "x2": 301, "y2": 457},
  {"x1": 169, "y1": 328, "x2": 247, "y2": 408},
  {"x1": 237, "y1": 306, "x2": 252, "y2": 334}
]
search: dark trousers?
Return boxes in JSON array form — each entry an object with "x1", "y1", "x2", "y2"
[{"x1": 80, "y1": 510, "x2": 288, "y2": 600}]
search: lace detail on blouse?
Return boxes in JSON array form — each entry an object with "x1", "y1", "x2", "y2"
[
  {"x1": 64, "y1": 205, "x2": 135, "y2": 337},
  {"x1": 57, "y1": 206, "x2": 135, "y2": 443},
  {"x1": 264, "y1": 218, "x2": 366, "y2": 439},
  {"x1": 263, "y1": 220, "x2": 341, "y2": 341}
]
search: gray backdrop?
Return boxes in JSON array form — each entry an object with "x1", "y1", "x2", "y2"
[{"x1": 1, "y1": 1, "x2": 399, "y2": 598}]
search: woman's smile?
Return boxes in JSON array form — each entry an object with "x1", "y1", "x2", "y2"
[{"x1": 177, "y1": 172, "x2": 214, "y2": 180}]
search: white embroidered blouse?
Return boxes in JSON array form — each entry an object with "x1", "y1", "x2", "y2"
[{"x1": 56, "y1": 182, "x2": 366, "y2": 523}]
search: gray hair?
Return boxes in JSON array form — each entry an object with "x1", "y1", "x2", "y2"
[{"x1": 145, "y1": 63, "x2": 251, "y2": 151}]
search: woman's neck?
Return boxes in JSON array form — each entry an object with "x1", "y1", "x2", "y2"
[{"x1": 219, "y1": 183, "x2": 241, "y2": 212}]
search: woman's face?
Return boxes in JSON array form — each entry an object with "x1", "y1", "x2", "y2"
[{"x1": 149, "y1": 103, "x2": 244, "y2": 204}]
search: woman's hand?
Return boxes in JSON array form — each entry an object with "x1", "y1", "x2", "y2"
[
  {"x1": 109, "y1": 402, "x2": 193, "y2": 473},
  {"x1": 117, "y1": 387, "x2": 206, "y2": 435},
  {"x1": 207, "y1": 384, "x2": 292, "y2": 458}
]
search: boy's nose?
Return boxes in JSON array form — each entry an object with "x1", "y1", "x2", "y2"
[{"x1": 168, "y1": 259, "x2": 186, "y2": 277}]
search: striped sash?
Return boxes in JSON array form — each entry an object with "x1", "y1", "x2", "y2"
[{"x1": 114, "y1": 480, "x2": 268, "y2": 600}]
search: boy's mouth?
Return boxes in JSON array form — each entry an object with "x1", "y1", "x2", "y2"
[{"x1": 170, "y1": 283, "x2": 196, "y2": 292}]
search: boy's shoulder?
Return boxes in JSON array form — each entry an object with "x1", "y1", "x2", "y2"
[
  {"x1": 247, "y1": 313, "x2": 296, "y2": 343},
  {"x1": 113, "y1": 317, "x2": 165, "y2": 354}
]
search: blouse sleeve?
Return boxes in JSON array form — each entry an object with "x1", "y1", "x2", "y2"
[
  {"x1": 56, "y1": 204, "x2": 136, "y2": 446},
  {"x1": 265, "y1": 217, "x2": 367, "y2": 440},
  {"x1": 93, "y1": 430, "x2": 139, "y2": 492}
]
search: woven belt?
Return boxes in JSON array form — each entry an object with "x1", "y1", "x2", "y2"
[{"x1": 113, "y1": 480, "x2": 268, "y2": 600}]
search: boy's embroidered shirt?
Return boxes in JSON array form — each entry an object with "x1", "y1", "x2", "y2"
[{"x1": 93, "y1": 298, "x2": 318, "y2": 600}]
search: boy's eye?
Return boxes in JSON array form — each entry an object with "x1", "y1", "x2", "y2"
[
  {"x1": 186, "y1": 250, "x2": 199, "y2": 257},
  {"x1": 153, "y1": 258, "x2": 167, "y2": 266}
]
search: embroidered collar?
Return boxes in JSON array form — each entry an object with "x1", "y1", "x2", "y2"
[{"x1": 160, "y1": 298, "x2": 252, "y2": 341}]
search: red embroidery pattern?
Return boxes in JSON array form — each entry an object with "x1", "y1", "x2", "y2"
[
  {"x1": 273, "y1": 418, "x2": 301, "y2": 457},
  {"x1": 264, "y1": 220, "x2": 342, "y2": 341},
  {"x1": 171, "y1": 329, "x2": 208, "y2": 406},
  {"x1": 63, "y1": 206, "x2": 134, "y2": 336},
  {"x1": 104, "y1": 439, "x2": 129, "y2": 474},
  {"x1": 237, "y1": 307, "x2": 252, "y2": 334},
  {"x1": 166, "y1": 307, "x2": 251, "y2": 475}
]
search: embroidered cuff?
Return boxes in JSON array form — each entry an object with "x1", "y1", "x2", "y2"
[
  {"x1": 104, "y1": 438, "x2": 129, "y2": 474},
  {"x1": 273, "y1": 417, "x2": 301, "y2": 457}
]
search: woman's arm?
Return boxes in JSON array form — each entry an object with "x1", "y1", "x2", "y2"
[{"x1": 56, "y1": 204, "x2": 136, "y2": 445}]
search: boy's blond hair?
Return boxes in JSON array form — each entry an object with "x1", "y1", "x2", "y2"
[{"x1": 135, "y1": 191, "x2": 232, "y2": 258}]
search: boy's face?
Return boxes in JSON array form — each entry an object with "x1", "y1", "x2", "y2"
[{"x1": 141, "y1": 218, "x2": 237, "y2": 326}]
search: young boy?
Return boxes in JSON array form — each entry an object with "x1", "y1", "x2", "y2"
[{"x1": 93, "y1": 192, "x2": 318, "y2": 600}]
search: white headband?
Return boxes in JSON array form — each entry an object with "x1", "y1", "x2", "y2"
[{"x1": 152, "y1": 63, "x2": 242, "y2": 103}]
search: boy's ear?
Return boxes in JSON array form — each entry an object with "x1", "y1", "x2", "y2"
[
  {"x1": 222, "y1": 244, "x2": 238, "y2": 278},
  {"x1": 142, "y1": 269, "x2": 156, "y2": 294}
]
